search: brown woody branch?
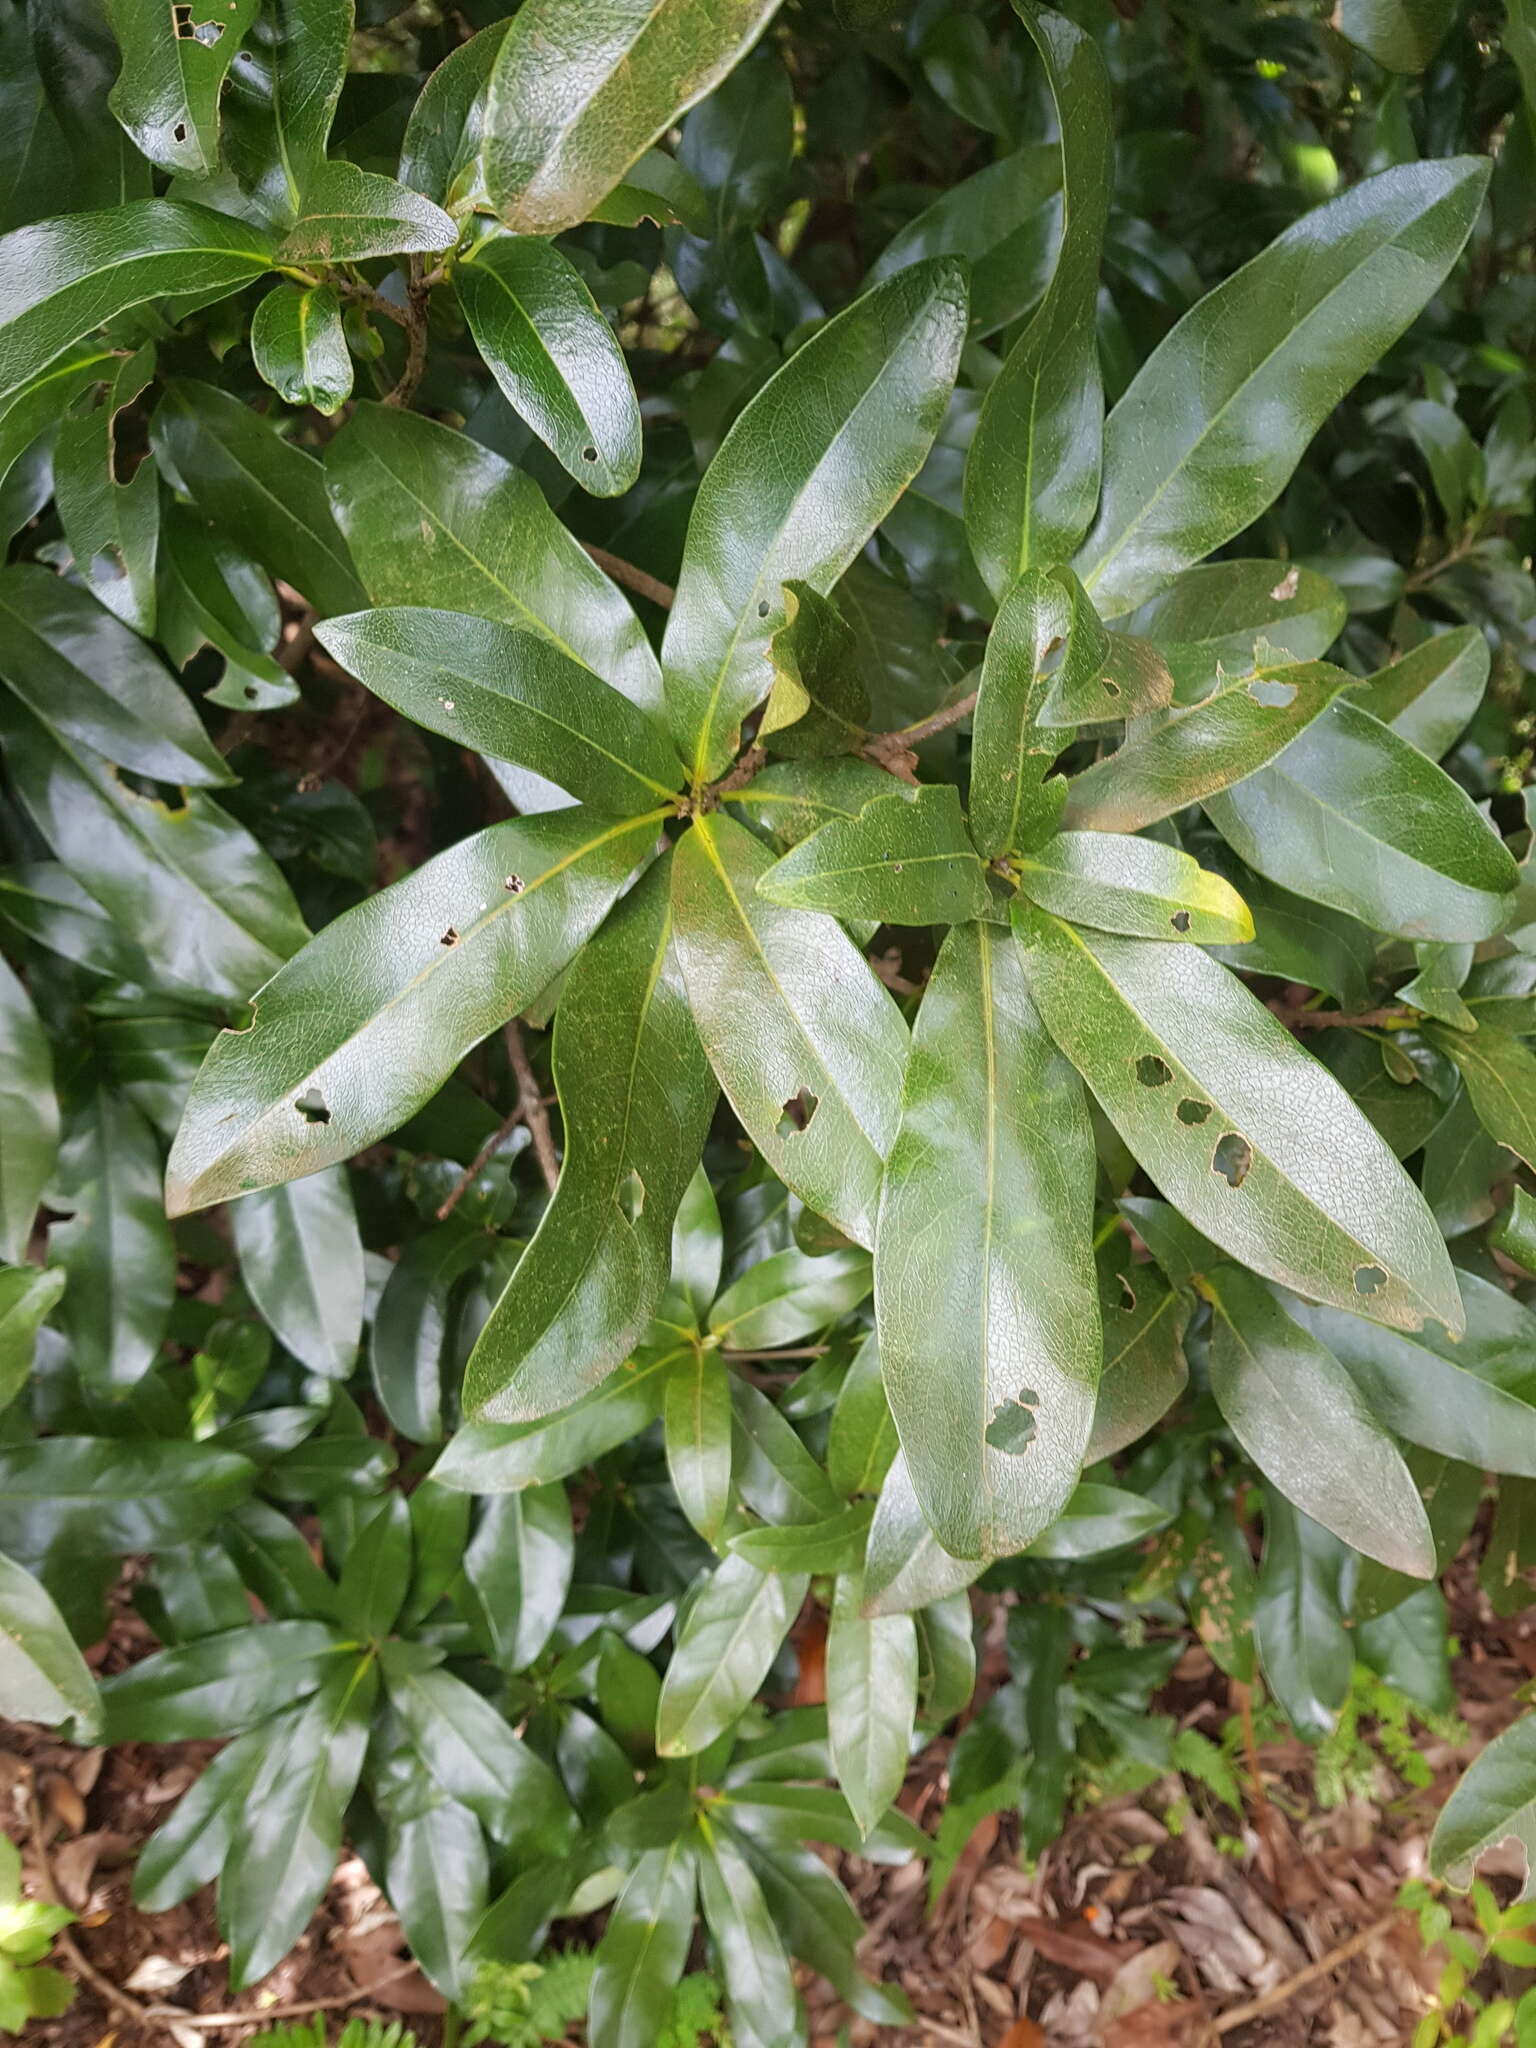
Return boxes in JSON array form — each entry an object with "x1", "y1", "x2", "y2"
[
  {"x1": 436, "y1": 1019, "x2": 559, "y2": 1218},
  {"x1": 582, "y1": 543, "x2": 676, "y2": 610}
]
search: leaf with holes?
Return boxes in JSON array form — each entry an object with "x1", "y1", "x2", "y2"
[
  {"x1": 1012, "y1": 906, "x2": 1463, "y2": 1334},
  {"x1": 1013, "y1": 832, "x2": 1253, "y2": 945},
  {"x1": 165, "y1": 806, "x2": 663, "y2": 1213},
  {"x1": 106, "y1": 0, "x2": 260, "y2": 176},
  {"x1": 462, "y1": 860, "x2": 715, "y2": 1423},
  {"x1": 877, "y1": 921, "x2": 1101, "y2": 1560},
  {"x1": 1123, "y1": 560, "x2": 1349, "y2": 703}
]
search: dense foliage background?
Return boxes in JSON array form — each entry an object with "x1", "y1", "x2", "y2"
[{"x1": 3, "y1": 0, "x2": 1536, "y2": 2040}]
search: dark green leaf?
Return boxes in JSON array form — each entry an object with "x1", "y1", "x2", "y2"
[
  {"x1": 100, "y1": 1620, "x2": 346, "y2": 1741},
  {"x1": 398, "y1": 22, "x2": 510, "y2": 213},
  {"x1": 220, "y1": 0, "x2": 350, "y2": 225},
  {"x1": 336, "y1": 1493, "x2": 411, "y2": 1641},
  {"x1": 385, "y1": 1658, "x2": 572, "y2": 1855},
  {"x1": 1431, "y1": 1710, "x2": 1536, "y2": 1893},
  {"x1": 655, "y1": 1552, "x2": 805, "y2": 1757},
  {"x1": 663, "y1": 1345, "x2": 732, "y2": 1546},
  {"x1": 370, "y1": 1222, "x2": 486, "y2": 1446},
  {"x1": 49, "y1": 1089, "x2": 174, "y2": 1397},
  {"x1": 1253, "y1": 1493, "x2": 1351, "y2": 1742},
  {"x1": 588, "y1": 1842, "x2": 697, "y2": 2048},
  {"x1": 758, "y1": 785, "x2": 991, "y2": 926},
  {"x1": 1338, "y1": 0, "x2": 1454, "y2": 71},
  {"x1": 229, "y1": 1167, "x2": 363, "y2": 1379},
  {"x1": 0, "y1": 1552, "x2": 99, "y2": 1739},
  {"x1": 1024, "y1": 1481, "x2": 1170, "y2": 1558},
  {"x1": 0, "y1": 1264, "x2": 64, "y2": 1414},
  {"x1": 1123, "y1": 561, "x2": 1348, "y2": 703},
  {"x1": 861, "y1": 1450, "x2": 984, "y2": 1616},
  {"x1": 432, "y1": 1343, "x2": 679, "y2": 1495},
  {"x1": 276, "y1": 161, "x2": 455, "y2": 264},
  {"x1": 383, "y1": 1796, "x2": 487, "y2": 2002},
  {"x1": 1087, "y1": 1260, "x2": 1189, "y2": 1461},
  {"x1": 756, "y1": 582, "x2": 871, "y2": 760},
  {"x1": 52, "y1": 344, "x2": 158, "y2": 636},
  {"x1": 250, "y1": 282, "x2": 352, "y2": 415},
  {"x1": 826, "y1": 1331, "x2": 898, "y2": 1499},
  {"x1": 1425, "y1": 1025, "x2": 1536, "y2": 1173},
  {"x1": 729, "y1": 1499, "x2": 872, "y2": 1575},
  {"x1": 106, "y1": 0, "x2": 258, "y2": 174},
  {"x1": 460, "y1": 1486, "x2": 573, "y2": 1672},
  {"x1": 0, "y1": 1437, "x2": 253, "y2": 1559},
  {"x1": 1353, "y1": 625, "x2": 1488, "y2": 760},
  {"x1": 697, "y1": 1826, "x2": 796, "y2": 2044},
  {"x1": 827, "y1": 1572, "x2": 916, "y2": 1838},
  {"x1": 0, "y1": 957, "x2": 56, "y2": 1266},
  {"x1": 134, "y1": 1726, "x2": 266, "y2": 1912},
  {"x1": 709, "y1": 1246, "x2": 870, "y2": 1353}
]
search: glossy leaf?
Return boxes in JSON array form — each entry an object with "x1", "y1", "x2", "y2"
[
  {"x1": 1205, "y1": 1264, "x2": 1433, "y2": 1575},
  {"x1": 1012, "y1": 908, "x2": 1463, "y2": 1334},
  {"x1": 229, "y1": 1167, "x2": 364, "y2": 1379},
  {"x1": 52, "y1": 343, "x2": 158, "y2": 635},
  {"x1": 1087, "y1": 1260, "x2": 1189, "y2": 1461},
  {"x1": 460, "y1": 1486, "x2": 573, "y2": 1672},
  {"x1": 967, "y1": 570, "x2": 1073, "y2": 859},
  {"x1": 1075, "y1": 159, "x2": 1490, "y2": 615},
  {"x1": 861, "y1": 1449, "x2": 985, "y2": 1616},
  {"x1": 100, "y1": 1620, "x2": 345, "y2": 1741},
  {"x1": 106, "y1": 0, "x2": 259, "y2": 174},
  {"x1": 1060, "y1": 662, "x2": 1352, "y2": 833},
  {"x1": 221, "y1": 0, "x2": 350, "y2": 225},
  {"x1": 827, "y1": 1572, "x2": 916, "y2": 1838},
  {"x1": 662, "y1": 260, "x2": 967, "y2": 784},
  {"x1": 325, "y1": 402, "x2": 661, "y2": 716},
  {"x1": 1432, "y1": 1713, "x2": 1536, "y2": 1896},
  {"x1": 1425, "y1": 1024, "x2": 1536, "y2": 1171},
  {"x1": 1123, "y1": 561, "x2": 1348, "y2": 702},
  {"x1": 964, "y1": 8, "x2": 1111, "y2": 597},
  {"x1": 1354, "y1": 625, "x2": 1488, "y2": 759},
  {"x1": 433, "y1": 1344, "x2": 678, "y2": 1494},
  {"x1": 0, "y1": 563, "x2": 228, "y2": 786},
  {"x1": 276, "y1": 161, "x2": 456, "y2": 265},
  {"x1": 1206, "y1": 700, "x2": 1519, "y2": 942},
  {"x1": 588, "y1": 1843, "x2": 697, "y2": 2048},
  {"x1": 827, "y1": 1331, "x2": 898, "y2": 1499},
  {"x1": 664, "y1": 1346, "x2": 733, "y2": 1545},
  {"x1": 878, "y1": 922, "x2": 1100, "y2": 1559},
  {"x1": 1014, "y1": 832, "x2": 1253, "y2": 944},
  {"x1": 464, "y1": 862, "x2": 713, "y2": 1423},
  {"x1": 1023, "y1": 1481, "x2": 1169, "y2": 1558},
  {"x1": 386, "y1": 1657, "x2": 572, "y2": 1855},
  {"x1": 655, "y1": 1551, "x2": 806, "y2": 1757},
  {"x1": 0, "y1": 1264, "x2": 64, "y2": 1414},
  {"x1": 0, "y1": 957, "x2": 56, "y2": 1266},
  {"x1": 457, "y1": 233, "x2": 641, "y2": 495},
  {"x1": 151, "y1": 379, "x2": 365, "y2": 618},
  {"x1": 315, "y1": 608, "x2": 682, "y2": 817},
  {"x1": 0, "y1": 200, "x2": 274, "y2": 409},
  {"x1": 711, "y1": 1247, "x2": 871, "y2": 1353},
  {"x1": 480, "y1": 0, "x2": 783, "y2": 237},
  {"x1": 0, "y1": 1551, "x2": 99, "y2": 1738},
  {"x1": 250, "y1": 282, "x2": 352, "y2": 415},
  {"x1": 398, "y1": 22, "x2": 510, "y2": 213},
  {"x1": 383, "y1": 1797, "x2": 488, "y2": 2003},
  {"x1": 1254, "y1": 1494, "x2": 1352, "y2": 1741},
  {"x1": 671, "y1": 812, "x2": 907, "y2": 1249},
  {"x1": 0, "y1": 1438, "x2": 254, "y2": 1557},
  {"x1": 49, "y1": 1089, "x2": 174, "y2": 1396},
  {"x1": 166, "y1": 806, "x2": 662, "y2": 1212},
  {"x1": 370, "y1": 1222, "x2": 486, "y2": 1445},
  {"x1": 696, "y1": 1826, "x2": 797, "y2": 2047},
  {"x1": 758, "y1": 785, "x2": 992, "y2": 926}
]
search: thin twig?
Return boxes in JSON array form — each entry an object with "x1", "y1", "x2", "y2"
[
  {"x1": 150, "y1": 1962, "x2": 425, "y2": 2030},
  {"x1": 28, "y1": 1782, "x2": 152, "y2": 2034},
  {"x1": 1268, "y1": 1004, "x2": 1413, "y2": 1033},
  {"x1": 435, "y1": 1106, "x2": 523, "y2": 1221},
  {"x1": 384, "y1": 256, "x2": 431, "y2": 409},
  {"x1": 707, "y1": 745, "x2": 767, "y2": 802},
  {"x1": 1210, "y1": 1910, "x2": 1401, "y2": 2036},
  {"x1": 721, "y1": 1346, "x2": 831, "y2": 1362},
  {"x1": 581, "y1": 542, "x2": 676, "y2": 611},
  {"x1": 506, "y1": 1017, "x2": 560, "y2": 1192},
  {"x1": 869, "y1": 688, "x2": 979, "y2": 756}
]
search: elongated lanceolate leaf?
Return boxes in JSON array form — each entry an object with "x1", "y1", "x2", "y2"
[
  {"x1": 655, "y1": 1550, "x2": 806, "y2": 1756},
  {"x1": 1124, "y1": 560, "x2": 1348, "y2": 702},
  {"x1": 1426, "y1": 1025, "x2": 1536, "y2": 1171},
  {"x1": 589, "y1": 1843, "x2": 697, "y2": 2048},
  {"x1": 230, "y1": 1167, "x2": 364, "y2": 1379},
  {"x1": 1013, "y1": 832, "x2": 1253, "y2": 944},
  {"x1": 967, "y1": 570, "x2": 1073, "y2": 859},
  {"x1": 878, "y1": 922, "x2": 1100, "y2": 1559},
  {"x1": 758, "y1": 785, "x2": 992, "y2": 926},
  {"x1": 463, "y1": 860, "x2": 716, "y2": 1423},
  {"x1": 106, "y1": 0, "x2": 259, "y2": 174},
  {"x1": 166, "y1": 807, "x2": 663, "y2": 1213},
  {"x1": 0, "y1": 1552, "x2": 100, "y2": 1737},
  {"x1": 1431, "y1": 1712, "x2": 1536, "y2": 1896},
  {"x1": 1012, "y1": 907, "x2": 1464, "y2": 1334},
  {"x1": 0, "y1": 956, "x2": 56, "y2": 1266},
  {"x1": 1353, "y1": 624, "x2": 1488, "y2": 759},
  {"x1": 827, "y1": 1573, "x2": 917, "y2": 1838}
]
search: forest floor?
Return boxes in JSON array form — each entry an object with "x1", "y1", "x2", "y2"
[{"x1": 9, "y1": 1548, "x2": 1534, "y2": 2048}]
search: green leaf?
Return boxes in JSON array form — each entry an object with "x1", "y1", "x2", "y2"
[
  {"x1": 757, "y1": 582, "x2": 871, "y2": 759},
  {"x1": 105, "y1": 0, "x2": 259, "y2": 175},
  {"x1": 671, "y1": 812, "x2": 908, "y2": 1249},
  {"x1": 695, "y1": 1827, "x2": 794, "y2": 2047},
  {"x1": 385, "y1": 1657, "x2": 572, "y2": 1855},
  {"x1": 1122, "y1": 561, "x2": 1348, "y2": 704},
  {"x1": 222, "y1": 1656, "x2": 378, "y2": 1990},
  {"x1": 456, "y1": 233, "x2": 641, "y2": 497},
  {"x1": 1206, "y1": 700, "x2": 1519, "y2": 942},
  {"x1": 250, "y1": 282, "x2": 352, "y2": 414},
  {"x1": 0, "y1": 696, "x2": 305, "y2": 1005},
  {"x1": 588, "y1": 1842, "x2": 697, "y2": 2048},
  {"x1": 100, "y1": 1620, "x2": 346, "y2": 1741},
  {"x1": 967, "y1": 571, "x2": 1072, "y2": 860},
  {"x1": 1014, "y1": 832, "x2": 1252, "y2": 945},
  {"x1": 463, "y1": 862, "x2": 714, "y2": 1423},
  {"x1": 655, "y1": 1551, "x2": 806, "y2": 1757},
  {"x1": 1353, "y1": 625, "x2": 1488, "y2": 760},
  {"x1": 662, "y1": 260, "x2": 967, "y2": 784},
  {"x1": 827, "y1": 1332, "x2": 898, "y2": 1500},
  {"x1": 738, "y1": 1840, "x2": 912, "y2": 2028},
  {"x1": 861, "y1": 1449, "x2": 985, "y2": 1616},
  {"x1": 866, "y1": 144, "x2": 1061, "y2": 335},
  {"x1": 1431, "y1": 1711, "x2": 1536, "y2": 1897},
  {"x1": 480, "y1": 0, "x2": 783, "y2": 237},
  {"x1": 221, "y1": 0, "x2": 350, "y2": 225},
  {"x1": 432, "y1": 1344, "x2": 679, "y2": 1494},
  {"x1": 0, "y1": 1438, "x2": 254, "y2": 1557},
  {"x1": 1480, "y1": 1479, "x2": 1536, "y2": 1620},
  {"x1": 731, "y1": 1377, "x2": 843, "y2": 1529},
  {"x1": 0, "y1": 342, "x2": 119, "y2": 497},
  {"x1": 229, "y1": 1167, "x2": 364, "y2": 1379},
  {"x1": 1425, "y1": 1025, "x2": 1536, "y2": 1172},
  {"x1": 336, "y1": 1493, "x2": 411, "y2": 1641},
  {"x1": 758, "y1": 786, "x2": 992, "y2": 927},
  {"x1": 52, "y1": 344, "x2": 159, "y2": 636},
  {"x1": 1012, "y1": 908, "x2": 1463, "y2": 1334},
  {"x1": 727, "y1": 757, "x2": 908, "y2": 852},
  {"x1": 315, "y1": 608, "x2": 681, "y2": 817},
  {"x1": 383, "y1": 1797, "x2": 488, "y2": 2003},
  {"x1": 325, "y1": 402, "x2": 662, "y2": 717},
  {"x1": 877, "y1": 922, "x2": 1100, "y2": 1560},
  {"x1": 165, "y1": 805, "x2": 662, "y2": 1213},
  {"x1": 0, "y1": 958, "x2": 56, "y2": 1267},
  {"x1": 276, "y1": 161, "x2": 456, "y2": 264},
  {"x1": 1200, "y1": 844, "x2": 1375, "y2": 1012},
  {"x1": 1087, "y1": 1260, "x2": 1189, "y2": 1461},
  {"x1": 664, "y1": 1346, "x2": 733, "y2": 1545},
  {"x1": 964, "y1": 8, "x2": 1111, "y2": 597},
  {"x1": 0, "y1": 1264, "x2": 65, "y2": 1414},
  {"x1": 677, "y1": 49, "x2": 793, "y2": 241},
  {"x1": 730, "y1": 1499, "x2": 872, "y2": 1575},
  {"x1": 1338, "y1": 0, "x2": 1455, "y2": 71},
  {"x1": 460, "y1": 1486, "x2": 573, "y2": 1672},
  {"x1": 710, "y1": 1247, "x2": 871, "y2": 1353},
  {"x1": 1060, "y1": 662, "x2": 1353, "y2": 833},
  {"x1": 370, "y1": 1222, "x2": 486, "y2": 1445},
  {"x1": 1254, "y1": 1494, "x2": 1352, "y2": 1742},
  {"x1": 0, "y1": 564, "x2": 228, "y2": 787},
  {"x1": 0, "y1": 1552, "x2": 99, "y2": 1739},
  {"x1": 0, "y1": 199, "x2": 274, "y2": 410},
  {"x1": 49, "y1": 1090, "x2": 174, "y2": 1397},
  {"x1": 1074, "y1": 158, "x2": 1490, "y2": 616},
  {"x1": 1204, "y1": 1265, "x2": 1434, "y2": 1576},
  {"x1": 1293, "y1": 1272, "x2": 1536, "y2": 1477},
  {"x1": 398, "y1": 22, "x2": 510, "y2": 213},
  {"x1": 151, "y1": 379, "x2": 365, "y2": 618},
  {"x1": 827, "y1": 1572, "x2": 916, "y2": 1839},
  {"x1": 157, "y1": 503, "x2": 295, "y2": 713},
  {"x1": 1024, "y1": 1481, "x2": 1170, "y2": 1558}
]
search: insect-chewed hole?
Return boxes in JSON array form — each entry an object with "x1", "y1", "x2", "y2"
[
  {"x1": 295, "y1": 1088, "x2": 331, "y2": 1126},
  {"x1": 776, "y1": 1086, "x2": 819, "y2": 1137},
  {"x1": 756, "y1": 600, "x2": 771, "y2": 619},
  {"x1": 1117, "y1": 1273, "x2": 1137, "y2": 1312},
  {"x1": 985, "y1": 1388, "x2": 1039, "y2": 1454},
  {"x1": 1270, "y1": 567, "x2": 1300, "y2": 601},
  {"x1": 1135, "y1": 1054, "x2": 1173, "y2": 1088},
  {"x1": 1100, "y1": 675, "x2": 1122, "y2": 698},
  {"x1": 1177, "y1": 1097, "x2": 1213, "y2": 1126},
  {"x1": 1170, "y1": 909, "x2": 1192, "y2": 934},
  {"x1": 1353, "y1": 1263, "x2": 1388, "y2": 1298},
  {"x1": 439, "y1": 926, "x2": 459, "y2": 947},
  {"x1": 581, "y1": 445, "x2": 598, "y2": 463},
  {"x1": 1248, "y1": 676, "x2": 1297, "y2": 710},
  {"x1": 245, "y1": 685, "x2": 261, "y2": 702},
  {"x1": 618, "y1": 1168, "x2": 645, "y2": 1224},
  {"x1": 173, "y1": 121, "x2": 188, "y2": 141},
  {"x1": 173, "y1": 3, "x2": 224, "y2": 40},
  {"x1": 503, "y1": 874, "x2": 524, "y2": 894},
  {"x1": 1212, "y1": 1132, "x2": 1253, "y2": 1189}
]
